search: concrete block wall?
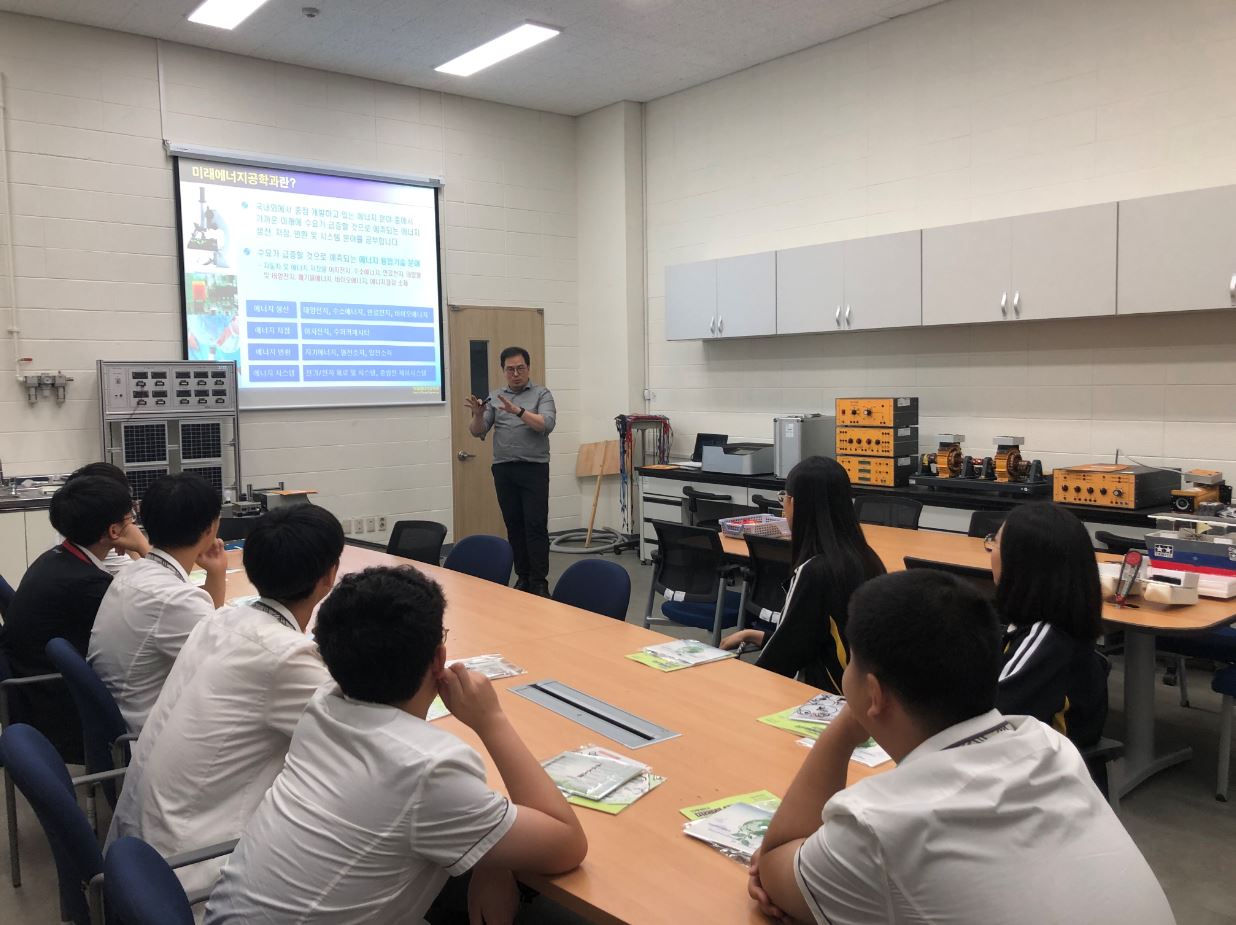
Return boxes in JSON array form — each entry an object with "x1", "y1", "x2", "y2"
[
  {"x1": 0, "y1": 12, "x2": 579, "y2": 541},
  {"x1": 642, "y1": 0, "x2": 1236, "y2": 478}
]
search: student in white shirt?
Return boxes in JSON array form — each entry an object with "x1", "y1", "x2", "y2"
[
  {"x1": 107, "y1": 503, "x2": 344, "y2": 898},
  {"x1": 89, "y1": 473, "x2": 226, "y2": 733},
  {"x1": 58, "y1": 462, "x2": 151, "y2": 573},
  {"x1": 204, "y1": 566, "x2": 588, "y2": 925},
  {"x1": 751, "y1": 569, "x2": 1175, "y2": 925}
]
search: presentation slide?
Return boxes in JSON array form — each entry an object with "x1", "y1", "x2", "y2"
[{"x1": 175, "y1": 156, "x2": 444, "y2": 409}]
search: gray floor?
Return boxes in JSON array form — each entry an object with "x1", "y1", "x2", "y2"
[{"x1": 3, "y1": 549, "x2": 1234, "y2": 923}]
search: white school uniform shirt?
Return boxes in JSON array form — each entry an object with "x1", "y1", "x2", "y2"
[
  {"x1": 54, "y1": 534, "x2": 133, "y2": 575},
  {"x1": 88, "y1": 549, "x2": 216, "y2": 733},
  {"x1": 107, "y1": 597, "x2": 331, "y2": 898},
  {"x1": 794, "y1": 710, "x2": 1176, "y2": 925},
  {"x1": 203, "y1": 685, "x2": 517, "y2": 925}
]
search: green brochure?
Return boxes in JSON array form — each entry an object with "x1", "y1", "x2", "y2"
[
  {"x1": 757, "y1": 707, "x2": 828, "y2": 740},
  {"x1": 679, "y1": 789, "x2": 781, "y2": 821}
]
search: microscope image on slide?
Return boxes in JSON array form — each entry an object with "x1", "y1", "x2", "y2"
[
  {"x1": 185, "y1": 273, "x2": 241, "y2": 365},
  {"x1": 185, "y1": 185, "x2": 234, "y2": 269}
]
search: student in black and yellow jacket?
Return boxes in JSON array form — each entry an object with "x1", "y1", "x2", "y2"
[
  {"x1": 720, "y1": 456, "x2": 885, "y2": 693},
  {"x1": 990, "y1": 502, "x2": 1108, "y2": 747}
]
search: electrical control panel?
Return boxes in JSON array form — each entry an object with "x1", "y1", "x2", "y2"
[
  {"x1": 835, "y1": 397, "x2": 919, "y2": 427},
  {"x1": 835, "y1": 425, "x2": 919, "y2": 458},
  {"x1": 1052, "y1": 464, "x2": 1178, "y2": 510},
  {"x1": 99, "y1": 360, "x2": 237, "y2": 417},
  {"x1": 838, "y1": 454, "x2": 915, "y2": 487}
]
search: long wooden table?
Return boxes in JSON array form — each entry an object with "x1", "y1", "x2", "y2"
[
  {"x1": 224, "y1": 546, "x2": 876, "y2": 925},
  {"x1": 723, "y1": 524, "x2": 1236, "y2": 795}
]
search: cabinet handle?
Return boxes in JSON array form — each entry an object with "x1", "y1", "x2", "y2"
[
  {"x1": 845, "y1": 304, "x2": 852, "y2": 326},
  {"x1": 835, "y1": 305, "x2": 841, "y2": 327},
  {"x1": 1000, "y1": 292, "x2": 1008, "y2": 317},
  {"x1": 718, "y1": 316, "x2": 724, "y2": 335},
  {"x1": 1230, "y1": 274, "x2": 1235, "y2": 302},
  {"x1": 709, "y1": 316, "x2": 716, "y2": 335},
  {"x1": 1012, "y1": 290, "x2": 1020, "y2": 316}
]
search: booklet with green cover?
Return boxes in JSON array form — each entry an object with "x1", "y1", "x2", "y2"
[
  {"x1": 679, "y1": 789, "x2": 781, "y2": 821},
  {"x1": 627, "y1": 638, "x2": 737, "y2": 672},
  {"x1": 563, "y1": 746, "x2": 666, "y2": 814}
]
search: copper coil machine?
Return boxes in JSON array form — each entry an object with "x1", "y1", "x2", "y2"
[{"x1": 911, "y1": 434, "x2": 1050, "y2": 497}]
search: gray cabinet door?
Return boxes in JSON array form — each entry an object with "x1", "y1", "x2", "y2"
[
  {"x1": 665, "y1": 260, "x2": 717, "y2": 340},
  {"x1": 716, "y1": 251, "x2": 776, "y2": 338},
  {"x1": 1009, "y1": 203, "x2": 1116, "y2": 321},
  {"x1": 775, "y1": 242, "x2": 844, "y2": 334},
  {"x1": 922, "y1": 217, "x2": 1011, "y2": 326},
  {"x1": 842, "y1": 230, "x2": 922, "y2": 331},
  {"x1": 1118, "y1": 185, "x2": 1236, "y2": 315}
]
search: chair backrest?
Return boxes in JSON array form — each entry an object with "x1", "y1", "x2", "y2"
[
  {"x1": 749, "y1": 493, "x2": 784, "y2": 516},
  {"x1": 552, "y1": 560, "x2": 631, "y2": 620},
  {"x1": 854, "y1": 496, "x2": 923, "y2": 529},
  {"x1": 104, "y1": 836, "x2": 195, "y2": 925},
  {"x1": 0, "y1": 572, "x2": 14, "y2": 619},
  {"x1": 967, "y1": 510, "x2": 1008, "y2": 538},
  {"x1": 443, "y1": 535, "x2": 514, "y2": 585},
  {"x1": 743, "y1": 534, "x2": 795, "y2": 619},
  {"x1": 903, "y1": 556, "x2": 997, "y2": 597},
  {"x1": 44, "y1": 639, "x2": 129, "y2": 784},
  {"x1": 385, "y1": 520, "x2": 449, "y2": 564},
  {"x1": 0, "y1": 724, "x2": 102, "y2": 925},
  {"x1": 650, "y1": 521, "x2": 726, "y2": 601},
  {"x1": 1094, "y1": 530, "x2": 1147, "y2": 555}
]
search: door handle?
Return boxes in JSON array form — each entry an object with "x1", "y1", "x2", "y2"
[
  {"x1": 1012, "y1": 290, "x2": 1020, "y2": 316},
  {"x1": 1000, "y1": 291, "x2": 1008, "y2": 317},
  {"x1": 457, "y1": 451, "x2": 475, "y2": 461}
]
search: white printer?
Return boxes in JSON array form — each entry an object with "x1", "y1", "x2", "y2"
[{"x1": 701, "y1": 442, "x2": 776, "y2": 476}]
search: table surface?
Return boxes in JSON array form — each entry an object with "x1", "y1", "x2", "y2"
[
  {"x1": 224, "y1": 546, "x2": 876, "y2": 925},
  {"x1": 721, "y1": 525, "x2": 1236, "y2": 633}
]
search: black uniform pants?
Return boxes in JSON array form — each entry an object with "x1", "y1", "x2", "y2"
[{"x1": 492, "y1": 461, "x2": 550, "y2": 583}]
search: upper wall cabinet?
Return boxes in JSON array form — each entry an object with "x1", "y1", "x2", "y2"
[
  {"x1": 665, "y1": 260, "x2": 717, "y2": 341},
  {"x1": 923, "y1": 203, "x2": 1116, "y2": 326},
  {"x1": 715, "y1": 252, "x2": 777, "y2": 338},
  {"x1": 775, "y1": 231, "x2": 920, "y2": 334},
  {"x1": 1118, "y1": 186, "x2": 1236, "y2": 315}
]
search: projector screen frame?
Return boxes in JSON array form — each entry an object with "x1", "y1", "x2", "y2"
[{"x1": 169, "y1": 143, "x2": 448, "y2": 411}]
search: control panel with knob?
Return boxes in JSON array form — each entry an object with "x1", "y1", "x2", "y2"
[{"x1": 1051, "y1": 464, "x2": 1177, "y2": 510}]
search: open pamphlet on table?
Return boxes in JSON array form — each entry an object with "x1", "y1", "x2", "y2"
[
  {"x1": 759, "y1": 693, "x2": 892, "y2": 767},
  {"x1": 542, "y1": 746, "x2": 662, "y2": 812},
  {"x1": 426, "y1": 696, "x2": 450, "y2": 722},
  {"x1": 447, "y1": 654, "x2": 525, "y2": 680},
  {"x1": 627, "y1": 638, "x2": 737, "y2": 672},
  {"x1": 679, "y1": 790, "x2": 782, "y2": 863}
]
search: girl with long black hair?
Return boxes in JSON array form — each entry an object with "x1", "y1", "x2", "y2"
[{"x1": 721, "y1": 456, "x2": 885, "y2": 692}]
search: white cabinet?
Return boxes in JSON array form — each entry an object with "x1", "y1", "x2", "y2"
[
  {"x1": 665, "y1": 260, "x2": 717, "y2": 341},
  {"x1": 923, "y1": 204, "x2": 1116, "y2": 326},
  {"x1": 841, "y1": 231, "x2": 921, "y2": 331},
  {"x1": 0, "y1": 511, "x2": 26, "y2": 585},
  {"x1": 776, "y1": 242, "x2": 843, "y2": 334},
  {"x1": 24, "y1": 510, "x2": 57, "y2": 565},
  {"x1": 715, "y1": 252, "x2": 776, "y2": 338},
  {"x1": 1117, "y1": 185, "x2": 1236, "y2": 315}
]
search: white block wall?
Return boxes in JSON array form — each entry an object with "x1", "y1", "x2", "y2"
[
  {"x1": 0, "y1": 12, "x2": 580, "y2": 541},
  {"x1": 641, "y1": 0, "x2": 1236, "y2": 477}
]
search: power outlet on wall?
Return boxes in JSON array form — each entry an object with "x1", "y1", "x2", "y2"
[
  {"x1": 365, "y1": 516, "x2": 376, "y2": 533},
  {"x1": 341, "y1": 518, "x2": 352, "y2": 535},
  {"x1": 378, "y1": 516, "x2": 387, "y2": 532}
]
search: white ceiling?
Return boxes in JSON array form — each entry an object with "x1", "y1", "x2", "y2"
[{"x1": 0, "y1": 0, "x2": 945, "y2": 115}]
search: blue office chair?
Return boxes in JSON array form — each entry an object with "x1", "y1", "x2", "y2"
[
  {"x1": 642, "y1": 521, "x2": 741, "y2": 647},
  {"x1": 105, "y1": 837, "x2": 194, "y2": 925},
  {"x1": 443, "y1": 535, "x2": 514, "y2": 585},
  {"x1": 0, "y1": 572, "x2": 14, "y2": 618},
  {"x1": 45, "y1": 638, "x2": 136, "y2": 812},
  {"x1": 552, "y1": 560, "x2": 631, "y2": 621}
]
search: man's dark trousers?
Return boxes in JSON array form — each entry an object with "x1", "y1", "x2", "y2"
[{"x1": 492, "y1": 461, "x2": 550, "y2": 590}]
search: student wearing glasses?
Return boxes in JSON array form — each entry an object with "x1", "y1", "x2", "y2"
[
  {"x1": 465, "y1": 346, "x2": 558, "y2": 597},
  {"x1": 988, "y1": 502, "x2": 1109, "y2": 747},
  {"x1": 720, "y1": 456, "x2": 885, "y2": 693}
]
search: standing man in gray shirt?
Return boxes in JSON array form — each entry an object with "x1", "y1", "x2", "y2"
[{"x1": 466, "y1": 347, "x2": 557, "y2": 596}]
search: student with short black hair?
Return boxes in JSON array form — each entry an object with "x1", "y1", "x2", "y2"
[
  {"x1": 60, "y1": 461, "x2": 151, "y2": 571},
  {"x1": 205, "y1": 566, "x2": 588, "y2": 925},
  {"x1": 108, "y1": 504, "x2": 344, "y2": 897},
  {"x1": 721, "y1": 456, "x2": 885, "y2": 692},
  {"x1": 0, "y1": 475, "x2": 140, "y2": 761},
  {"x1": 991, "y1": 502, "x2": 1108, "y2": 746},
  {"x1": 750, "y1": 570, "x2": 1174, "y2": 925},
  {"x1": 89, "y1": 473, "x2": 226, "y2": 732}
]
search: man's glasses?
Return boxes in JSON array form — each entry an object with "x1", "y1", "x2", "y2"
[
  {"x1": 503, "y1": 365, "x2": 528, "y2": 375},
  {"x1": 983, "y1": 533, "x2": 997, "y2": 552}
]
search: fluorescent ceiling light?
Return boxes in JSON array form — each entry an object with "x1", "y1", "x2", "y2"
[
  {"x1": 435, "y1": 23, "x2": 560, "y2": 77},
  {"x1": 188, "y1": 0, "x2": 272, "y2": 30}
]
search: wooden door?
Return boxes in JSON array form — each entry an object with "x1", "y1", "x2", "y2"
[
  {"x1": 922, "y1": 216, "x2": 1011, "y2": 326},
  {"x1": 842, "y1": 230, "x2": 922, "y2": 331},
  {"x1": 1010, "y1": 203, "x2": 1116, "y2": 321},
  {"x1": 448, "y1": 306, "x2": 546, "y2": 540},
  {"x1": 1118, "y1": 185, "x2": 1236, "y2": 315}
]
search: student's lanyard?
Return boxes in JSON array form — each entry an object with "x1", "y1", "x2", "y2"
[
  {"x1": 61, "y1": 540, "x2": 89, "y2": 563},
  {"x1": 252, "y1": 599, "x2": 297, "y2": 632},
  {"x1": 145, "y1": 550, "x2": 187, "y2": 583},
  {"x1": 943, "y1": 720, "x2": 1013, "y2": 750}
]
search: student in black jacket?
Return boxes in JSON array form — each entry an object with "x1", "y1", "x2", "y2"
[
  {"x1": 720, "y1": 456, "x2": 885, "y2": 692},
  {"x1": 0, "y1": 475, "x2": 139, "y2": 762},
  {"x1": 990, "y1": 502, "x2": 1108, "y2": 747}
]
